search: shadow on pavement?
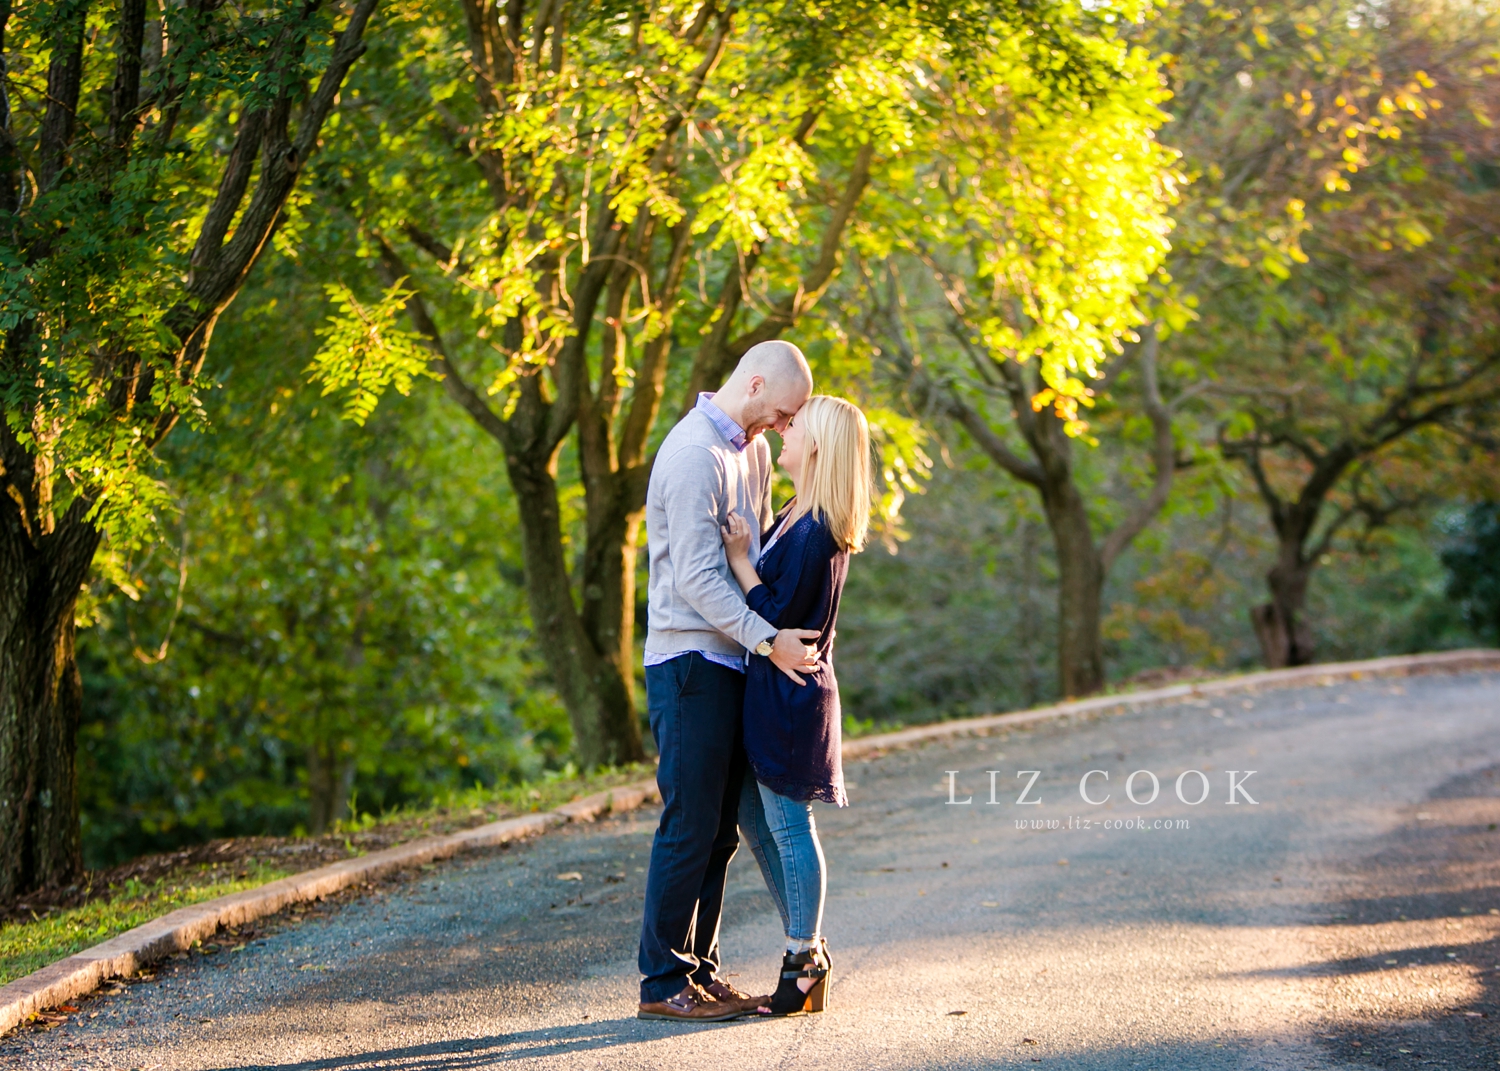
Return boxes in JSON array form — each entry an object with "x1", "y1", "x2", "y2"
[
  {"x1": 1300, "y1": 760, "x2": 1500, "y2": 1070},
  {"x1": 199, "y1": 1029, "x2": 1374, "y2": 1071},
  {"x1": 202, "y1": 1016, "x2": 765, "y2": 1071}
]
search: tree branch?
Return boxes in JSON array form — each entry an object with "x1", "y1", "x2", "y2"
[
  {"x1": 1101, "y1": 323, "x2": 1178, "y2": 571},
  {"x1": 189, "y1": 0, "x2": 377, "y2": 311},
  {"x1": 1220, "y1": 424, "x2": 1288, "y2": 534},
  {"x1": 107, "y1": 0, "x2": 148, "y2": 159},
  {"x1": 683, "y1": 142, "x2": 874, "y2": 403},
  {"x1": 945, "y1": 390, "x2": 1046, "y2": 487},
  {"x1": 373, "y1": 235, "x2": 511, "y2": 448},
  {"x1": 37, "y1": 0, "x2": 87, "y2": 191}
]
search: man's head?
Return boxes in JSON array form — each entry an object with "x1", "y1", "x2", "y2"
[{"x1": 713, "y1": 340, "x2": 813, "y2": 439}]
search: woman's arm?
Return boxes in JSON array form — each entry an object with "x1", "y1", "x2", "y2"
[
  {"x1": 720, "y1": 514, "x2": 763, "y2": 595},
  {"x1": 745, "y1": 520, "x2": 838, "y2": 633}
]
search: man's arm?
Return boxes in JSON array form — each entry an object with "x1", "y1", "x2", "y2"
[{"x1": 661, "y1": 447, "x2": 778, "y2": 650}]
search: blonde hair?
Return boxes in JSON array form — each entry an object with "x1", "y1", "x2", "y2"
[{"x1": 790, "y1": 395, "x2": 872, "y2": 552}]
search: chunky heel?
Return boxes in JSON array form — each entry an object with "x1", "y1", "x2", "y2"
[
  {"x1": 804, "y1": 969, "x2": 829, "y2": 1012},
  {"x1": 807, "y1": 938, "x2": 832, "y2": 1011}
]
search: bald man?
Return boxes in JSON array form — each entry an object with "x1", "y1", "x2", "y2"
[{"x1": 636, "y1": 341, "x2": 820, "y2": 1020}]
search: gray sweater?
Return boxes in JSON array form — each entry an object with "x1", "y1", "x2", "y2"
[{"x1": 645, "y1": 408, "x2": 778, "y2": 659}]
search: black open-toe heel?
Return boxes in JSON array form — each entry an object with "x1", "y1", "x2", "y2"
[{"x1": 763, "y1": 946, "x2": 831, "y2": 1015}]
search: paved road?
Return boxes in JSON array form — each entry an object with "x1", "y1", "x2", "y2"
[{"x1": 6, "y1": 671, "x2": 1500, "y2": 1070}]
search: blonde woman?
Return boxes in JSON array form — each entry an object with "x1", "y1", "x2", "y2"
[{"x1": 720, "y1": 394, "x2": 871, "y2": 1016}]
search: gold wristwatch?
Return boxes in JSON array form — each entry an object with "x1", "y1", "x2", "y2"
[{"x1": 754, "y1": 638, "x2": 774, "y2": 657}]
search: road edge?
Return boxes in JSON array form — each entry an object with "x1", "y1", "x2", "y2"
[
  {"x1": 842, "y1": 648, "x2": 1500, "y2": 759},
  {"x1": 0, "y1": 781, "x2": 660, "y2": 1037},
  {"x1": 2, "y1": 647, "x2": 1496, "y2": 1035}
]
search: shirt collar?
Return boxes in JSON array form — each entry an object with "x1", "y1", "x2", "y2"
[{"x1": 696, "y1": 392, "x2": 747, "y2": 452}]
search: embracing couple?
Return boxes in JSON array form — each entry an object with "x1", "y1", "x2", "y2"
[{"x1": 636, "y1": 339, "x2": 871, "y2": 1022}]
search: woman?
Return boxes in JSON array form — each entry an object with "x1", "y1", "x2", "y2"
[{"x1": 720, "y1": 394, "x2": 871, "y2": 1017}]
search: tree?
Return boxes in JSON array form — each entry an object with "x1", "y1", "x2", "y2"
[
  {"x1": 940, "y1": 327, "x2": 1187, "y2": 696},
  {"x1": 306, "y1": 0, "x2": 1141, "y2": 758},
  {"x1": 0, "y1": 0, "x2": 378, "y2": 901},
  {"x1": 1158, "y1": 0, "x2": 1500, "y2": 666},
  {"x1": 835, "y1": 12, "x2": 1180, "y2": 697}
]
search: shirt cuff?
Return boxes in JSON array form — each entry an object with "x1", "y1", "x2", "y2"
[{"x1": 748, "y1": 619, "x2": 777, "y2": 652}]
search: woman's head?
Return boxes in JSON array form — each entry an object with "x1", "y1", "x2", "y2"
[{"x1": 782, "y1": 395, "x2": 871, "y2": 552}]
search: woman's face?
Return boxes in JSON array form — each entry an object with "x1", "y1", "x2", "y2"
[{"x1": 778, "y1": 405, "x2": 809, "y2": 481}]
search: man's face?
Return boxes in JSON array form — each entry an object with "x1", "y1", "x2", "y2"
[{"x1": 740, "y1": 375, "x2": 811, "y2": 439}]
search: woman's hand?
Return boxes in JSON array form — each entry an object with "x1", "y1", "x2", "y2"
[
  {"x1": 721, "y1": 512, "x2": 753, "y2": 562},
  {"x1": 721, "y1": 513, "x2": 762, "y2": 595}
]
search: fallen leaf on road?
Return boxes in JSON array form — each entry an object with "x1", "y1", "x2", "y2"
[
  {"x1": 981, "y1": 901, "x2": 999, "y2": 907},
  {"x1": 947, "y1": 1010, "x2": 966, "y2": 1016},
  {"x1": 1022, "y1": 1037, "x2": 1038, "y2": 1044},
  {"x1": 556, "y1": 872, "x2": 583, "y2": 881}
]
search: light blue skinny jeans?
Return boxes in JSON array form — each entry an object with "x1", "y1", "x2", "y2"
[{"x1": 739, "y1": 776, "x2": 826, "y2": 947}]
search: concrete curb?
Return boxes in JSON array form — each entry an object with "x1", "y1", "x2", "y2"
[
  {"x1": 2, "y1": 648, "x2": 1495, "y2": 1035},
  {"x1": 0, "y1": 779, "x2": 660, "y2": 1037},
  {"x1": 842, "y1": 648, "x2": 1500, "y2": 759}
]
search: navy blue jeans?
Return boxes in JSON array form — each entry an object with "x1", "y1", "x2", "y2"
[{"x1": 638, "y1": 653, "x2": 747, "y2": 1003}]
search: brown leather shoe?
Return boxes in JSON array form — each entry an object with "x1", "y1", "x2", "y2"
[
  {"x1": 703, "y1": 978, "x2": 769, "y2": 1014},
  {"x1": 637, "y1": 982, "x2": 744, "y2": 1022}
]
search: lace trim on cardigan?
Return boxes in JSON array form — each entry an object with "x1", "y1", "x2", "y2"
[{"x1": 750, "y1": 763, "x2": 848, "y2": 808}]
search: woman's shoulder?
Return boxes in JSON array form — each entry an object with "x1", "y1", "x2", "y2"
[{"x1": 798, "y1": 511, "x2": 847, "y2": 556}]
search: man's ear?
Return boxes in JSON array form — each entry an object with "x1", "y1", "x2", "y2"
[{"x1": 747, "y1": 374, "x2": 765, "y2": 396}]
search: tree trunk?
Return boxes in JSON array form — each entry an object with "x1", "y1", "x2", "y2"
[
  {"x1": 372, "y1": 242, "x2": 647, "y2": 769},
  {"x1": 579, "y1": 475, "x2": 647, "y2": 707},
  {"x1": 306, "y1": 741, "x2": 356, "y2": 834},
  {"x1": 1251, "y1": 542, "x2": 1316, "y2": 668},
  {"x1": 506, "y1": 450, "x2": 646, "y2": 768},
  {"x1": 0, "y1": 507, "x2": 101, "y2": 902},
  {"x1": 1221, "y1": 438, "x2": 1353, "y2": 670},
  {"x1": 1041, "y1": 480, "x2": 1107, "y2": 698}
]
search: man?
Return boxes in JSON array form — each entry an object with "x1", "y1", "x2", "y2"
[{"x1": 636, "y1": 340, "x2": 819, "y2": 1021}]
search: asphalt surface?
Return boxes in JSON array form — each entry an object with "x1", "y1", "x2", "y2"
[{"x1": 5, "y1": 670, "x2": 1500, "y2": 1070}]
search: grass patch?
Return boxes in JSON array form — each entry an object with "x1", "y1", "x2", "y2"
[
  {"x1": 0, "y1": 863, "x2": 290, "y2": 986},
  {"x1": 0, "y1": 761, "x2": 656, "y2": 988}
]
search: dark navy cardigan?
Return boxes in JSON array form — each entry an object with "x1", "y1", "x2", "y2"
[{"x1": 743, "y1": 504, "x2": 849, "y2": 806}]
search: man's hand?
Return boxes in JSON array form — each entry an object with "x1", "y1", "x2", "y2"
[{"x1": 770, "y1": 628, "x2": 821, "y2": 686}]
